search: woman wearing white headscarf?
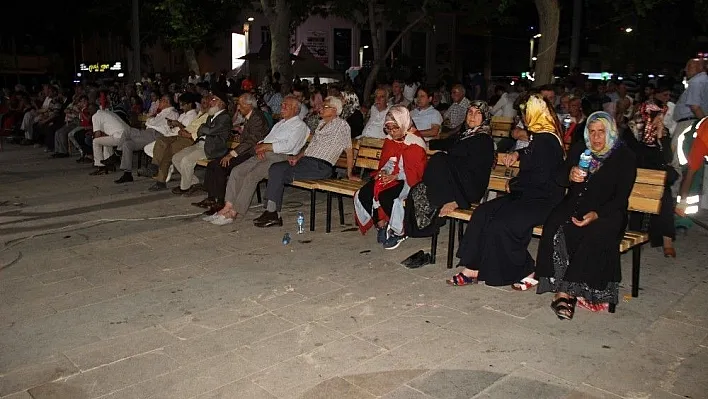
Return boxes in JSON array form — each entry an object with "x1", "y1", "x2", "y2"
[
  {"x1": 536, "y1": 111, "x2": 637, "y2": 319},
  {"x1": 354, "y1": 106, "x2": 428, "y2": 249}
]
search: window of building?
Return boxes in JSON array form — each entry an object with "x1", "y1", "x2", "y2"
[{"x1": 333, "y1": 28, "x2": 352, "y2": 72}]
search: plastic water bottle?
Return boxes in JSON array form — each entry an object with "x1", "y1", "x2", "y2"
[
  {"x1": 562, "y1": 114, "x2": 572, "y2": 132},
  {"x1": 296, "y1": 211, "x2": 305, "y2": 234},
  {"x1": 282, "y1": 233, "x2": 291, "y2": 245},
  {"x1": 578, "y1": 149, "x2": 592, "y2": 178}
]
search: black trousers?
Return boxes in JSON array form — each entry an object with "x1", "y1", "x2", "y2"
[{"x1": 205, "y1": 152, "x2": 253, "y2": 203}]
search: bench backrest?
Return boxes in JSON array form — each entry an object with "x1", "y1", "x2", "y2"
[
  {"x1": 334, "y1": 140, "x2": 359, "y2": 169},
  {"x1": 491, "y1": 116, "x2": 514, "y2": 138},
  {"x1": 488, "y1": 161, "x2": 666, "y2": 215},
  {"x1": 356, "y1": 137, "x2": 384, "y2": 171}
]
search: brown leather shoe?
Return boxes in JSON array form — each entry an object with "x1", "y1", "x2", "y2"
[
  {"x1": 202, "y1": 204, "x2": 224, "y2": 215},
  {"x1": 172, "y1": 186, "x2": 189, "y2": 195},
  {"x1": 183, "y1": 184, "x2": 205, "y2": 197},
  {"x1": 254, "y1": 211, "x2": 283, "y2": 227},
  {"x1": 663, "y1": 247, "x2": 676, "y2": 258},
  {"x1": 192, "y1": 197, "x2": 216, "y2": 208}
]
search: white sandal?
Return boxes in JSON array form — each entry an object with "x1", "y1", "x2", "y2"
[{"x1": 512, "y1": 276, "x2": 539, "y2": 291}]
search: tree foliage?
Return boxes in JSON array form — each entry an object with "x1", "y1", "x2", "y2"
[{"x1": 153, "y1": 0, "x2": 243, "y2": 52}]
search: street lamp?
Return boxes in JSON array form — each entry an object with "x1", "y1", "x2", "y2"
[
  {"x1": 359, "y1": 45, "x2": 369, "y2": 67},
  {"x1": 247, "y1": 17, "x2": 254, "y2": 22},
  {"x1": 624, "y1": 27, "x2": 633, "y2": 33},
  {"x1": 529, "y1": 34, "x2": 541, "y2": 68}
]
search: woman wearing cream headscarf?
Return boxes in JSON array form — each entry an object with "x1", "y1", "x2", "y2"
[
  {"x1": 447, "y1": 93, "x2": 565, "y2": 290},
  {"x1": 535, "y1": 111, "x2": 636, "y2": 319},
  {"x1": 354, "y1": 106, "x2": 428, "y2": 249}
]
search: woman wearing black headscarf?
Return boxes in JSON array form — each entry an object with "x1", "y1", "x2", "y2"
[{"x1": 405, "y1": 101, "x2": 496, "y2": 238}]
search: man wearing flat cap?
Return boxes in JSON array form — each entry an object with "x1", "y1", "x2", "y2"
[{"x1": 158, "y1": 92, "x2": 231, "y2": 192}]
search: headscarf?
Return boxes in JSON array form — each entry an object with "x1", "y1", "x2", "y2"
[
  {"x1": 628, "y1": 100, "x2": 667, "y2": 147},
  {"x1": 583, "y1": 111, "x2": 621, "y2": 173},
  {"x1": 460, "y1": 100, "x2": 491, "y2": 139},
  {"x1": 384, "y1": 105, "x2": 413, "y2": 137},
  {"x1": 522, "y1": 94, "x2": 561, "y2": 135}
]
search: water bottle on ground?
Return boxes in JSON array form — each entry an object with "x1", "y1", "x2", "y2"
[
  {"x1": 578, "y1": 149, "x2": 592, "y2": 179},
  {"x1": 282, "y1": 233, "x2": 291, "y2": 245},
  {"x1": 296, "y1": 211, "x2": 305, "y2": 234}
]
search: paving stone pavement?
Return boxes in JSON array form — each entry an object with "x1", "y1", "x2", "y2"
[{"x1": 1, "y1": 144, "x2": 707, "y2": 399}]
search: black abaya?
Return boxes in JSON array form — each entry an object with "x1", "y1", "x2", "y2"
[
  {"x1": 423, "y1": 133, "x2": 495, "y2": 208},
  {"x1": 456, "y1": 133, "x2": 565, "y2": 286},
  {"x1": 535, "y1": 142, "x2": 637, "y2": 290}
]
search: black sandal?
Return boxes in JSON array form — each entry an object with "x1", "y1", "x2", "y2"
[{"x1": 550, "y1": 296, "x2": 577, "y2": 320}]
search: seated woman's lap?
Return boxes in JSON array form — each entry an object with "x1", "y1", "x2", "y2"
[{"x1": 480, "y1": 196, "x2": 555, "y2": 238}]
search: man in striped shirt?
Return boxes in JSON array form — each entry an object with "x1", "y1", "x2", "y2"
[{"x1": 255, "y1": 96, "x2": 358, "y2": 228}]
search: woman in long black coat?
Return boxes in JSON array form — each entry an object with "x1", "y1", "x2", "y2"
[
  {"x1": 536, "y1": 111, "x2": 637, "y2": 320},
  {"x1": 405, "y1": 101, "x2": 496, "y2": 238},
  {"x1": 447, "y1": 94, "x2": 565, "y2": 288}
]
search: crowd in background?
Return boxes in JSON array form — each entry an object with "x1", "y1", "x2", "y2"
[{"x1": 0, "y1": 59, "x2": 706, "y2": 321}]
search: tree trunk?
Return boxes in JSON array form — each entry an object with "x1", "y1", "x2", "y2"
[
  {"x1": 533, "y1": 0, "x2": 560, "y2": 86},
  {"x1": 184, "y1": 46, "x2": 200, "y2": 75},
  {"x1": 363, "y1": 0, "x2": 428, "y2": 102},
  {"x1": 362, "y1": 0, "x2": 382, "y2": 103},
  {"x1": 262, "y1": 0, "x2": 294, "y2": 93}
]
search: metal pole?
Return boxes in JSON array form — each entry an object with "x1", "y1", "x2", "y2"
[
  {"x1": 570, "y1": 0, "x2": 582, "y2": 69},
  {"x1": 529, "y1": 38, "x2": 534, "y2": 69},
  {"x1": 131, "y1": 0, "x2": 141, "y2": 82}
]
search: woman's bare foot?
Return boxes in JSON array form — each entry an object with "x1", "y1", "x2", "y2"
[{"x1": 663, "y1": 236, "x2": 676, "y2": 258}]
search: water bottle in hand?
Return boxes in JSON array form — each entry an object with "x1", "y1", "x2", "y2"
[
  {"x1": 578, "y1": 149, "x2": 592, "y2": 178},
  {"x1": 296, "y1": 211, "x2": 305, "y2": 234}
]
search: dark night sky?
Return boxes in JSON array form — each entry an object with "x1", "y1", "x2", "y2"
[{"x1": 1, "y1": 0, "x2": 705, "y2": 77}]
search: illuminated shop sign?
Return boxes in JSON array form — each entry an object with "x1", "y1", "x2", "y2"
[{"x1": 79, "y1": 62, "x2": 123, "y2": 73}]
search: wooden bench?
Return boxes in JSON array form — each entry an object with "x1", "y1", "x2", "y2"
[
  {"x1": 308, "y1": 138, "x2": 380, "y2": 232},
  {"x1": 436, "y1": 165, "x2": 667, "y2": 312},
  {"x1": 314, "y1": 137, "x2": 441, "y2": 234},
  {"x1": 252, "y1": 139, "x2": 361, "y2": 232},
  {"x1": 491, "y1": 116, "x2": 514, "y2": 138}
]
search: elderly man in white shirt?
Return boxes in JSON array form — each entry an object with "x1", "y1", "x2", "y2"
[
  {"x1": 89, "y1": 109, "x2": 131, "y2": 175},
  {"x1": 491, "y1": 85, "x2": 517, "y2": 118},
  {"x1": 205, "y1": 95, "x2": 309, "y2": 225},
  {"x1": 104, "y1": 94, "x2": 179, "y2": 182},
  {"x1": 360, "y1": 88, "x2": 390, "y2": 139}
]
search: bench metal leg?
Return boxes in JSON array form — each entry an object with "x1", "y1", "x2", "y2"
[
  {"x1": 255, "y1": 182, "x2": 262, "y2": 204},
  {"x1": 430, "y1": 229, "x2": 438, "y2": 265},
  {"x1": 326, "y1": 192, "x2": 332, "y2": 233},
  {"x1": 337, "y1": 195, "x2": 345, "y2": 225},
  {"x1": 632, "y1": 246, "x2": 641, "y2": 297},
  {"x1": 609, "y1": 303, "x2": 616, "y2": 313},
  {"x1": 447, "y1": 219, "x2": 457, "y2": 269},
  {"x1": 310, "y1": 190, "x2": 316, "y2": 232},
  {"x1": 458, "y1": 220, "x2": 464, "y2": 242}
]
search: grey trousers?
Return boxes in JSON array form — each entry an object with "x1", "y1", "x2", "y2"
[
  {"x1": 172, "y1": 141, "x2": 206, "y2": 190},
  {"x1": 120, "y1": 128, "x2": 161, "y2": 172},
  {"x1": 265, "y1": 156, "x2": 333, "y2": 212},
  {"x1": 68, "y1": 128, "x2": 88, "y2": 155},
  {"x1": 53, "y1": 123, "x2": 79, "y2": 154},
  {"x1": 226, "y1": 152, "x2": 287, "y2": 215}
]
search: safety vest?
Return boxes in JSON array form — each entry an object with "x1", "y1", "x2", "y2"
[{"x1": 676, "y1": 117, "x2": 708, "y2": 215}]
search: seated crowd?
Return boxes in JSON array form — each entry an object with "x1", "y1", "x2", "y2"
[{"x1": 1, "y1": 64, "x2": 698, "y2": 321}]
